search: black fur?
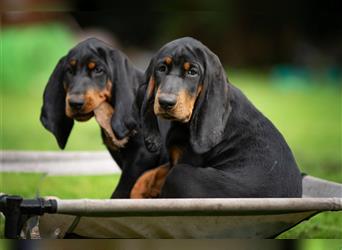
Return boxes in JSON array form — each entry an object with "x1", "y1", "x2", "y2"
[
  {"x1": 141, "y1": 37, "x2": 302, "y2": 198},
  {"x1": 41, "y1": 38, "x2": 168, "y2": 198}
]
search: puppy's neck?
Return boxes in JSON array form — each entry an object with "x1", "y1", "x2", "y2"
[{"x1": 94, "y1": 102, "x2": 129, "y2": 150}]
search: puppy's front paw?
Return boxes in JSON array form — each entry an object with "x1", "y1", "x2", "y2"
[{"x1": 130, "y1": 164, "x2": 170, "y2": 199}]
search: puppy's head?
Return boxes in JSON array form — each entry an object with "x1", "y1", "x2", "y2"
[
  {"x1": 63, "y1": 40, "x2": 113, "y2": 122},
  {"x1": 142, "y1": 37, "x2": 231, "y2": 154},
  {"x1": 153, "y1": 54, "x2": 203, "y2": 123},
  {"x1": 41, "y1": 38, "x2": 139, "y2": 149}
]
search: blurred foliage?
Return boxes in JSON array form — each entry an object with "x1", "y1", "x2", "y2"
[
  {"x1": 1, "y1": 23, "x2": 74, "y2": 91},
  {"x1": 71, "y1": 1, "x2": 342, "y2": 70}
]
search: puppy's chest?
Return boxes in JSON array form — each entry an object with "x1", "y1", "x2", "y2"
[{"x1": 166, "y1": 126, "x2": 204, "y2": 167}]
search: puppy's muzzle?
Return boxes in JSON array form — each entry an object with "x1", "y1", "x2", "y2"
[
  {"x1": 68, "y1": 95, "x2": 85, "y2": 111},
  {"x1": 158, "y1": 94, "x2": 177, "y2": 110}
]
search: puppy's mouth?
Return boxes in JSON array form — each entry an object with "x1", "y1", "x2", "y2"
[
  {"x1": 156, "y1": 110, "x2": 190, "y2": 123},
  {"x1": 159, "y1": 112, "x2": 177, "y2": 120},
  {"x1": 73, "y1": 111, "x2": 94, "y2": 121}
]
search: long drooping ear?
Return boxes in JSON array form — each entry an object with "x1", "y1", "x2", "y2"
[
  {"x1": 189, "y1": 47, "x2": 231, "y2": 154},
  {"x1": 40, "y1": 56, "x2": 74, "y2": 149},
  {"x1": 140, "y1": 60, "x2": 161, "y2": 153},
  {"x1": 108, "y1": 49, "x2": 141, "y2": 139}
]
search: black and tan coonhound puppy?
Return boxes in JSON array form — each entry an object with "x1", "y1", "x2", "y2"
[
  {"x1": 40, "y1": 38, "x2": 168, "y2": 198},
  {"x1": 131, "y1": 37, "x2": 302, "y2": 198}
]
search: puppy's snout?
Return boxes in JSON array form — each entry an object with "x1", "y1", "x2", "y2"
[
  {"x1": 68, "y1": 96, "x2": 85, "y2": 110},
  {"x1": 158, "y1": 95, "x2": 177, "y2": 110}
]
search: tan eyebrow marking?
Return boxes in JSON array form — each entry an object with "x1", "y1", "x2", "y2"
[
  {"x1": 69, "y1": 59, "x2": 77, "y2": 66},
  {"x1": 183, "y1": 62, "x2": 191, "y2": 71},
  {"x1": 164, "y1": 56, "x2": 172, "y2": 65},
  {"x1": 88, "y1": 61, "x2": 96, "y2": 70}
]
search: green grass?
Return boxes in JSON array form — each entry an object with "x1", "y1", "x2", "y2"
[
  {"x1": 1, "y1": 172, "x2": 120, "y2": 199},
  {"x1": 279, "y1": 212, "x2": 342, "y2": 239},
  {"x1": 299, "y1": 239, "x2": 342, "y2": 249},
  {"x1": 1, "y1": 90, "x2": 106, "y2": 151}
]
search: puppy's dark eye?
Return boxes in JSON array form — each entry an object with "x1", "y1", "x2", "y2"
[
  {"x1": 94, "y1": 67, "x2": 104, "y2": 74},
  {"x1": 186, "y1": 67, "x2": 198, "y2": 77},
  {"x1": 66, "y1": 67, "x2": 73, "y2": 74},
  {"x1": 157, "y1": 64, "x2": 167, "y2": 73}
]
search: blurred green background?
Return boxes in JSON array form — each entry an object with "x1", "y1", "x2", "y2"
[
  {"x1": 1, "y1": 22, "x2": 341, "y2": 182},
  {"x1": 1, "y1": 6, "x2": 341, "y2": 241}
]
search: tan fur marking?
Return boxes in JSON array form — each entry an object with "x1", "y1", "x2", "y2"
[
  {"x1": 153, "y1": 87, "x2": 162, "y2": 115},
  {"x1": 83, "y1": 80, "x2": 112, "y2": 113},
  {"x1": 63, "y1": 82, "x2": 69, "y2": 92},
  {"x1": 177, "y1": 89, "x2": 197, "y2": 121},
  {"x1": 154, "y1": 89, "x2": 196, "y2": 122},
  {"x1": 88, "y1": 61, "x2": 96, "y2": 70},
  {"x1": 197, "y1": 83, "x2": 203, "y2": 96},
  {"x1": 154, "y1": 83, "x2": 203, "y2": 122},
  {"x1": 130, "y1": 164, "x2": 170, "y2": 198},
  {"x1": 65, "y1": 94, "x2": 76, "y2": 118},
  {"x1": 65, "y1": 80, "x2": 128, "y2": 149},
  {"x1": 164, "y1": 56, "x2": 172, "y2": 65},
  {"x1": 69, "y1": 59, "x2": 77, "y2": 66},
  {"x1": 65, "y1": 80, "x2": 112, "y2": 119},
  {"x1": 183, "y1": 62, "x2": 191, "y2": 71},
  {"x1": 147, "y1": 77, "x2": 155, "y2": 98},
  {"x1": 94, "y1": 102, "x2": 129, "y2": 149},
  {"x1": 169, "y1": 146, "x2": 183, "y2": 166}
]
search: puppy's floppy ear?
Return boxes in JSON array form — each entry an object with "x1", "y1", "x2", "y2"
[
  {"x1": 140, "y1": 59, "x2": 161, "y2": 153},
  {"x1": 40, "y1": 56, "x2": 74, "y2": 149},
  {"x1": 108, "y1": 49, "x2": 140, "y2": 139},
  {"x1": 189, "y1": 47, "x2": 231, "y2": 154}
]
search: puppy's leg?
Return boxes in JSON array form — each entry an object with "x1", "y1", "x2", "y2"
[
  {"x1": 160, "y1": 164, "x2": 245, "y2": 198},
  {"x1": 130, "y1": 164, "x2": 170, "y2": 198}
]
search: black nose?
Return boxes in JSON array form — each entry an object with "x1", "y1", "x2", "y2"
[
  {"x1": 69, "y1": 98, "x2": 84, "y2": 110},
  {"x1": 158, "y1": 95, "x2": 177, "y2": 110}
]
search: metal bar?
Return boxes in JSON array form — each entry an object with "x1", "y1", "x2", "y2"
[
  {"x1": 56, "y1": 198, "x2": 342, "y2": 217},
  {"x1": 1, "y1": 195, "x2": 341, "y2": 238}
]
